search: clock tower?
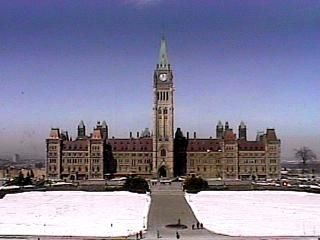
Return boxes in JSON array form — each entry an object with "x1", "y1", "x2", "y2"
[{"x1": 152, "y1": 36, "x2": 174, "y2": 177}]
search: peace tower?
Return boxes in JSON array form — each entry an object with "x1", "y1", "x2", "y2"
[{"x1": 152, "y1": 37, "x2": 175, "y2": 177}]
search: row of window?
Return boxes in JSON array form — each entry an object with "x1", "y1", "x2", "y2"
[
  {"x1": 118, "y1": 166, "x2": 149, "y2": 172},
  {"x1": 61, "y1": 152, "x2": 102, "y2": 157},
  {"x1": 157, "y1": 92, "x2": 169, "y2": 102},
  {"x1": 196, "y1": 166, "x2": 222, "y2": 172},
  {"x1": 113, "y1": 147, "x2": 149, "y2": 151},
  {"x1": 190, "y1": 158, "x2": 278, "y2": 165},
  {"x1": 225, "y1": 146, "x2": 235, "y2": 151},
  {"x1": 241, "y1": 159, "x2": 266, "y2": 164},
  {"x1": 117, "y1": 159, "x2": 152, "y2": 165},
  {"x1": 60, "y1": 166, "x2": 100, "y2": 172},
  {"x1": 189, "y1": 159, "x2": 222, "y2": 165},
  {"x1": 63, "y1": 152, "x2": 88, "y2": 157},
  {"x1": 91, "y1": 146, "x2": 100, "y2": 151},
  {"x1": 115, "y1": 153, "x2": 151, "y2": 157},
  {"x1": 240, "y1": 166, "x2": 265, "y2": 172},
  {"x1": 49, "y1": 158, "x2": 56, "y2": 163},
  {"x1": 48, "y1": 152, "x2": 57, "y2": 157},
  {"x1": 239, "y1": 153, "x2": 265, "y2": 157},
  {"x1": 268, "y1": 146, "x2": 278, "y2": 151},
  {"x1": 48, "y1": 145, "x2": 58, "y2": 150},
  {"x1": 270, "y1": 159, "x2": 277, "y2": 164},
  {"x1": 63, "y1": 158, "x2": 89, "y2": 164},
  {"x1": 239, "y1": 166, "x2": 277, "y2": 172},
  {"x1": 113, "y1": 141, "x2": 151, "y2": 145}
]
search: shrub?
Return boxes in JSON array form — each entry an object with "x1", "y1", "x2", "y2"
[
  {"x1": 123, "y1": 176, "x2": 150, "y2": 193},
  {"x1": 183, "y1": 176, "x2": 208, "y2": 193}
]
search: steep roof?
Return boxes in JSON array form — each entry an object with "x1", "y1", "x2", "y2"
[
  {"x1": 266, "y1": 128, "x2": 278, "y2": 142},
  {"x1": 187, "y1": 139, "x2": 222, "y2": 152},
  {"x1": 224, "y1": 129, "x2": 236, "y2": 142},
  {"x1": 49, "y1": 128, "x2": 60, "y2": 139},
  {"x1": 158, "y1": 36, "x2": 170, "y2": 70},
  {"x1": 108, "y1": 138, "x2": 153, "y2": 152},
  {"x1": 238, "y1": 140, "x2": 265, "y2": 151},
  {"x1": 63, "y1": 140, "x2": 88, "y2": 151},
  {"x1": 78, "y1": 120, "x2": 85, "y2": 128}
]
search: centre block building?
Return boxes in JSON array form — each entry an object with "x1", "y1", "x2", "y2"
[{"x1": 46, "y1": 37, "x2": 281, "y2": 180}]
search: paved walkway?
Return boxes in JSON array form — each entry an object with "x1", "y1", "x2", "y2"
[
  {"x1": 144, "y1": 182, "x2": 319, "y2": 240},
  {"x1": 145, "y1": 182, "x2": 221, "y2": 239}
]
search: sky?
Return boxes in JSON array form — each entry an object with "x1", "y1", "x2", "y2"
[{"x1": 0, "y1": 0, "x2": 319, "y2": 159}]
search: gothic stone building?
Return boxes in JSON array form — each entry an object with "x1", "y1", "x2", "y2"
[{"x1": 46, "y1": 37, "x2": 281, "y2": 180}]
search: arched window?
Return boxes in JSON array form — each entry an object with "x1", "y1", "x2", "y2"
[
  {"x1": 158, "y1": 108, "x2": 162, "y2": 114},
  {"x1": 163, "y1": 108, "x2": 168, "y2": 114},
  {"x1": 161, "y1": 149, "x2": 166, "y2": 157}
]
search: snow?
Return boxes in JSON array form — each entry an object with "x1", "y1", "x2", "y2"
[
  {"x1": 0, "y1": 185, "x2": 20, "y2": 190},
  {"x1": 186, "y1": 191, "x2": 320, "y2": 236},
  {"x1": 0, "y1": 191, "x2": 150, "y2": 237},
  {"x1": 50, "y1": 182, "x2": 74, "y2": 186}
]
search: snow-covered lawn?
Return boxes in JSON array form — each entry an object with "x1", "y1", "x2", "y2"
[
  {"x1": 0, "y1": 191, "x2": 150, "y2": 237},
  {"x1": 186, "y1": 191, "x2": 320, "y2": 236}
]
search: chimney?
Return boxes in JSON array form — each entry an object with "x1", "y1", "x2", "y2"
[
  {"x1": 130, "y1": 132, "x2": 132, "y2": 138},
  {"x1": 137, "y1": 132, "x2": 139, "y2": 138},
  {"x1": 194, "y1": 132, "x2": 197, "y2": 139},
  {"x1": 187, "y1": 132, "x2": 189, "y2": 139}
]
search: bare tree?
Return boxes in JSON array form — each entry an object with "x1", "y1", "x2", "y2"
[{"x1": 294, "y1": 146, "x2": 317, "y2": 175}]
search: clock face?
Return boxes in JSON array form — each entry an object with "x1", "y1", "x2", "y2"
[{"x1": 159, "y1": 73, "x2": 167, "y2": 82}]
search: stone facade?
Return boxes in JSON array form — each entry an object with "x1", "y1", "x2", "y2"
[
  {"x1": 46, "y1": 122, "x2": 116, "y2": 180},
  {"x1": 46, "y1": 37, "x2": 281, "y2": 180},
  {"x1": 183, "y1": 125, "x2": 280, "y2": 180}
]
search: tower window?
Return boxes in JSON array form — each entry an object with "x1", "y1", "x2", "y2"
[
  {"x1": 161, "y1": 149, "x2": 166, "y2": 157},
  {"x1": 163, "y1": 108, "x2": 168, "y2": 114}
]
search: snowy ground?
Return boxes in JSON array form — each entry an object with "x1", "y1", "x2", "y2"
[
  {"x1": 0, "y1": 191, "x2": 150, "y2": 237},
  {"x1": 186, "y1": 191, "x2": 320, "y2": 237}
]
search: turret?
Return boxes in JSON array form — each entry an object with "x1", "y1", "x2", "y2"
[
  {"x1": 238, "y1": 121, "x2": 247, "y2": 140},
  {"x1": 77, "y1": 120, "x2": 86, "y2": 138},
  {"x1": 216, "y1": 121, "x2": 224, "y2": 139},
  {"x1": 225, "y1": 121, "x2": 229, "y2": 130},
  {"x1": 101, "y1": 120, "x2": 108, "y2": 140}
]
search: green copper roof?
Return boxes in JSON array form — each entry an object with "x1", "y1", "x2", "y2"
[
  {"x1": 78, "y1": 120, "x2": 85, "y2": 128},
  {"x1": 240, "y1": 121, "x2": 246, "y2": 128},
  {"x1": 158, "y1": 36, "x2": 170, "y2": 70}
]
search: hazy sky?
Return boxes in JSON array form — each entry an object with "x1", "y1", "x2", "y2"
[{"x1": 0, "y1": 0, "x2": 319, "y2": 159}]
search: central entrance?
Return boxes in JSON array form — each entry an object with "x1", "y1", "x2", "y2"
[{"x1": 158, "y1": 165, "x2": 167, "y2": 178}]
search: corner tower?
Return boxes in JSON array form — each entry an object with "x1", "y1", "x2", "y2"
[{"x1": 152, "y1": 36, "x2": 174, "y2": 177}]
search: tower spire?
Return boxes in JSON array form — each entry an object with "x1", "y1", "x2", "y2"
[{"x1": 158, "y1": 36, "x2": 170, "y2": 70}]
